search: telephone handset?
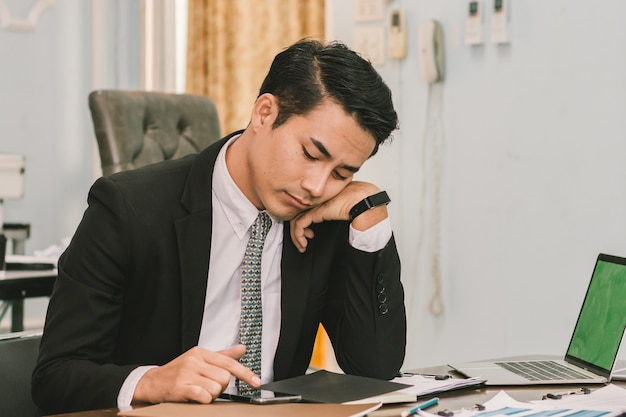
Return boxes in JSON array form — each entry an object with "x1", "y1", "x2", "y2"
[
  {"x1": 418, "y1": 19, "x2": 444, "y2": 84},
  {"x1": 388, "y1": 9, "x2": 407, "y2": 59}
]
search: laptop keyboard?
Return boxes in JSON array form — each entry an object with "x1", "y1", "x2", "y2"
[{"x1": 494, "y1": 360, "x2": 595, "y2": 381}]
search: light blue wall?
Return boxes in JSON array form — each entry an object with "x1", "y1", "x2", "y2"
[
  {"x1": 3, "y1": 0, "x2": 626, "y2": 368},
  {"x1": 330, "y1": 0, "x2": 626, "y2": 369},
  {"x1": 1, "y1": 1, "x2": 91, "y2": 254},
  {"x1": 0, "y1": 0, "x2": 140, "y2": 325},
  {"x1": 0, "y1": 0, "x2": 140, "y2": 255}
]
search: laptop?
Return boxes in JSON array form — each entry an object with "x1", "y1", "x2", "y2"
[{"x1": 449, "y1": 253, "x2": 626, "y2": 385}]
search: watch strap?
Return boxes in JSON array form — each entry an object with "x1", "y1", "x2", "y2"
[{"x1": 349, "y1": 191, "x2": 391, "y2": 221}]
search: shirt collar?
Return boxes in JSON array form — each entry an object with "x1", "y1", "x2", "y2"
[{"x1": 213, "y1": 134, "x2": 276, "y2": 239}]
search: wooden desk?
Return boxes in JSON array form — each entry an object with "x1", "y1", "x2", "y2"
[
  {"x1": 0, "y1": 269, "x2": 56, "y2": 332},
  {"x1": 372, "y1": 361, "x2": 626, "y2": 416},
  {"x1": 46, "y1": 409, "x2": 118, "y2": 417},
  {"x1": 42, "y1": 359, "x2": 626, "y2": 416}
]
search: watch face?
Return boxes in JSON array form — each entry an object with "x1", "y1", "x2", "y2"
[{"x1": 369, "y1": 191, "x2": 391, "y2": 206}]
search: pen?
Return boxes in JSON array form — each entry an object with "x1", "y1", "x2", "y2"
[
  {"x1": 396, "y1": 372, "x2": 451, "y2": 380},
  {"x1": 542, "y1": 387, "x2": 591, "y2": 400},
  {"x1": 401, "y1": 397, "x2": 440, "y2": 417}
]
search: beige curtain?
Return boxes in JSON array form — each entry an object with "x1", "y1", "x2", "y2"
[{"x1": 186, "y1": 0, "x2": 326, "y2": 135}]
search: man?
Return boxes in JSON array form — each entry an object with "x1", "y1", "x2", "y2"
[{"x1": 32, "y1": 39, "x2": 406, "y2": 414}]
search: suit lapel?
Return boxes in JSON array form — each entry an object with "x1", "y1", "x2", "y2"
[
  {"x1": 273, "y1": 222, "x2": 314, "y2": 380},
  {"x1": 176, "y1": 210, "x2": 212, "y2": 350},
  {"x1": 175, "y1": 136, "x2": 232, "y2": 350}
]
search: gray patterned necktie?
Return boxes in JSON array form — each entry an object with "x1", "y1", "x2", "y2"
[{"x1": 237, "y1": 211, "x2": 271, "y2": 396}]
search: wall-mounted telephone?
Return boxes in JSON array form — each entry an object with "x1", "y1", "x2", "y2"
[
  {"x1": 417, "y1": 20, "x2": 446, "y2": 317},
  {"x1": 418, "y1": 19, "x2": 444, "y2": 84}
]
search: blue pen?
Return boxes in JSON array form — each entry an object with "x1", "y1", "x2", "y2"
[{"x1": 401, "y1": 397, "x2": 440, "y2": 417}]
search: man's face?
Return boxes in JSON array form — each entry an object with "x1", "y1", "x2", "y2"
[{"x1": 243, "y1": 98, "x2": 375, "y2": 221}]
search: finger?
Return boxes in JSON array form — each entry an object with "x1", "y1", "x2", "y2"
[
  {"x1": 290, "y1": 221, "x2": 308, "y2": 253},
  {"x1": 290, "y1": 211, "x2": 320, "y2": 252},
  {"x1": 293, "y1": 233, "x2": 307, "y2": 253},
  {"x1": 228, "y1": 363, "x2": 262, "y2": 388},
  {"x1": 296, "y1": 229, "x2": 315, "y2": 252},
  {"x1": 204, "y1": 349, "x2": 262, "y2": 388},
  {"x1": 181, "y1": 378, "x2": 223, "y2": 404},
  {"x1": 219, "y1": 344, "x2": 246, "y2": 360},
  {"x1": 294, "y1": 234, "x2": 307, "y2": 253}
]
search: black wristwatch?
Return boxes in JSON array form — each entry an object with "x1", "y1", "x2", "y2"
[{"x1": 349, "y1": 191, "x2": 391, "y2": 221}]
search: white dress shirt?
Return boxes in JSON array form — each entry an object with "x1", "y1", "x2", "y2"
[
  {"x1": 117, "y1": 134, "x2": 392, "y2": 408},
  {"x1": 197, "y1": 134, "x2": 283, "y2": 388}
]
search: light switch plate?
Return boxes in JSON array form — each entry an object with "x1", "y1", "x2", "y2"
[
  {"x1": 491, "y1": 0, "x2": 510, "y2": 43},
  {"x1": 353, "y1": 0, "x2": 385, "y2": 22},
  {"x1": 465, "y1": 0, "x2": 483, "y2": 45}
]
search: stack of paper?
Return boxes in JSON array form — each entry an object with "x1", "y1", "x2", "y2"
[
  {"x1": 391, "y1": 374, "x2": 486, "y2": 398},
  {"x1": 418, "y1": 384, "x2": 626, "y2": 417}
]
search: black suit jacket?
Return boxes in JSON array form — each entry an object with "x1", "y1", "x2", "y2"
[{"x1": 32, "y1": 135, "x2": 406, "y2": 414}]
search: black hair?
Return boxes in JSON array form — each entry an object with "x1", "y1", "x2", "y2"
[{"x1": 258, "y1": 39, "x2": 398, "y2": 155}]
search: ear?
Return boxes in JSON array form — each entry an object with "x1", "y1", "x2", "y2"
[{"x1": 250, "y1": 93, "x2": 278, "y2": 131}]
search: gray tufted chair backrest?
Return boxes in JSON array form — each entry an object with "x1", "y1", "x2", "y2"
[{"x1": 88, "y1": 90, "x2": 221, "y2": 176}]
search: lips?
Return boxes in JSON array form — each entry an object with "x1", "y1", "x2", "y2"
[{"x1": 286, "y1": 193, "x2": 311, "y2": 210}]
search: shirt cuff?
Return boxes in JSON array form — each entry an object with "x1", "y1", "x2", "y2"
[
  {"x1": 117, "y1": 365, "x2": 157, "y2": 410},
  {"x1": 349, "y1": 217, "x2": 392, "y2": 253}
]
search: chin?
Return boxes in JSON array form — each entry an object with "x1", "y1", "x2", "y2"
[
  {"x1": 265, "y1": 205, "x2": 301, "y2": 222},
  {"x1": 271, "y1": 210, "x2": 299, "y2": 222}
]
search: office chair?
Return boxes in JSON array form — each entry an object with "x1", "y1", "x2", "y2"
[
  {"x1": 88, "y1": 90, "x2": 221, "y2": 176},
  {"x1": 0, "y1": 331, "x2": 43, "y2": 417}
]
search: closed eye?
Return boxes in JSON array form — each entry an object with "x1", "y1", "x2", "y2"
[
  {"x1": 332, "y1": 170, "x2": 348, "y2": 181},
  {"x1": 302, "y1": 146, "x2": 318, "y2": 161}
]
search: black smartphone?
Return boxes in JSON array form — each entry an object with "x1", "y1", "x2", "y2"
[{"x1": 219, "y1": 387, "x2": 302, "y2": 405}]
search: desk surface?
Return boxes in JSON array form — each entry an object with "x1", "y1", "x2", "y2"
[
  {"x1": 0, "y1": 269, "x2": 57, "y2": 299},
  {"x1": 44, "y1": 361, "x2": 626, "y2": 417},
  {"x1": 0, "y1": 269, "x2": 57, "y2": 279},
  {"x1": 0, "y1": 269, "x2": 57, "y2": 332},
  {"x1": 372, "y1": 362, "x2": 626, "y2": 416}
]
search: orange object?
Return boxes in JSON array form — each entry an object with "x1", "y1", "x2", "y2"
[{"x1": 310, "y1": 325, "x2": 329, "y2": 369}]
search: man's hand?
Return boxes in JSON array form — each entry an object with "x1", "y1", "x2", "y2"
[
  {"x1": 133, "y1": 344, "x2": 260, "y2": 404},
  {"x1": 290, "y1": 181, "x2": 389, "y2": 253}
]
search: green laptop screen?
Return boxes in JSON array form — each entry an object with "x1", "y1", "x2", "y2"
[{"x1": 566, "y1": 257, "x2": 626, "y2": 371}]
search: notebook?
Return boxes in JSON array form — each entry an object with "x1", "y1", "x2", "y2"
[
  {"x1": 449, "y1": 253, "x2": 626, "y2": 385},
  {"x1": 260, "y1": 370, "x2": 412, "y2": 404}
]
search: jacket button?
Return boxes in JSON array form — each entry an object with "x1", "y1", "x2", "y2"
[
  {"x1": 376, "y1": 283, "x2": 385, "y2": 294},
  {"x1": 378, "y1": 303, "x2": 389, "y2": 315},
  {"x1": 377, "y1": 293, "x2": 387, "y2": 303},
  {"x1": 377, "y1": 273, "x2": 384, "y2": 283}
]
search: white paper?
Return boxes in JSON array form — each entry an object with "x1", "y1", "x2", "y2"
[
  {"x1": 417, "y1": 384, "x2": 626, "y2": 417},
  {"x1": 392, "y1": 374, "x2": 485, "y2": 397}
]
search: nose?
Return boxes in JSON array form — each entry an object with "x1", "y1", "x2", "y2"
[{"x1": 301, "y1": 171, "x2": 328, "y2": 199}]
